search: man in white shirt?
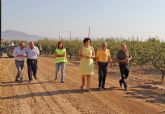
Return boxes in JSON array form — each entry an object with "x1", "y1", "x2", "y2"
[
  {"x1": 12, "y1": 42, "x2": 26, "y2": 82},
  {"x1": 26, "y1": 41, "x2": 39, "y2": 82}
]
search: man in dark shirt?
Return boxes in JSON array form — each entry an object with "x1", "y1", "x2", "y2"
[{"x1": 116, "y1": 43, "x2": 132, "y2": 90}]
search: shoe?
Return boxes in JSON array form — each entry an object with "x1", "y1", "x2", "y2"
[
  {"x1": 54, "y1": 77, "x2": 57, "y2": 80},
  {"x1": 16, "y1": 77, "x2": 23, "y2": 83},
  {"x1": 124, "y1": 83, "x2": 128, "y2": 90},
  {"x1": 15, "y1": 79, "x2": 19, "y2": 82},
  {"x1": 102, "y1": 87, "x2": 106, "y2": 90},
  {"x1": 119, "y1": 80, "x2": 122, "y2": 88},
  {"x1": 80, "y1": 85, "x2": 84, "y2": 90},
  {"x1": 99, "y1": 87, "x2": 104, "y2": 91},
  {"x1": 28, "y1": 79, "x2": 32, "y2": 82},
  {"x1": 34, "y1": 75, "x2": 38, "y2": 80},
  {"x1": 19, "y1": 78, "x2": 23, "y2": 83},
  {"x1": 61, "y1": 81, "x2": 65, "y2": 83}
]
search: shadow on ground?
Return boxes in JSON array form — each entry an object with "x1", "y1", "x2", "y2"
[
  {"x1": 126, "y1": 85, "x2": 165, "y2": 105},
  {"x1": 0, "y1": 83, "x2": 117, "y2": 100}
]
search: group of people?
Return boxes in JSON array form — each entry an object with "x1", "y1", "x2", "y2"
[
  {"x1": 13, "y1": 38, "x2": 132, "y2": 91},
  {"x1": 78, "y1": 38, "x2": 132, "y2": 91},
  {"x1": 13, "y1": 41, "x2": 39, "y2": 82}
]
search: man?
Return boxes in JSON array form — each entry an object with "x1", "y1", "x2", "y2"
[
  {"x1": 26, "y1": 41, "x2": 39, "y2": 82},
  {"x1": 116, "y1": 43, "x2": 132, "y2": 90},
  {"x1": 96, "y1": 42, "x2": 112, "y2": 90},
  {"x1": 12, "y1": 42, "x2": 26, "y2": 82}
]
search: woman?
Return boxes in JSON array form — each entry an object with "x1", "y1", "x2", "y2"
[
  {"x1": 54, "y1": 41, "x2": 67, "y2": 83},
  {"x1": 96, "y1": 42, "x2": 112, "y2": 90},
  {"x1": 79, "y1": 38, "x2": 95, "y2": 90},
  {"x1": 116, "y1": 43, "x2": 132, "y2": 90}
]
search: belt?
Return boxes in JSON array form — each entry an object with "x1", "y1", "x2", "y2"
[
  {"x1": 98, "y1": 61, "x2": 108, "y2": 64},
  {"x1": 27, "y1": 59, "x2": 37, "y2": 60},
  {"x1": 15, "y1": 60, "x2": 24, "y2": 62}
]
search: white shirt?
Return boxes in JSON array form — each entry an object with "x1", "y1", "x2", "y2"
[
  {"x1": 12, "y1": 46, "x2": 27, "y2": 61},
  {"x1": 26, "y1": 46, "x2": 39, "y2": 59}
]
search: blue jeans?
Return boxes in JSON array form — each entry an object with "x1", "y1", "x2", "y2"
[
  {"x1": 15, "y1": 60, "x2": 24, "y2": 81},
  {"x1": 98, "y1": 62, "x2": 108, "y2": 88},
  {"x1": 55, "y1": 62, "x2": 65, "y2": 82}
]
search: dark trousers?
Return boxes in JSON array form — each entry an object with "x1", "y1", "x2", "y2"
[
  {"x1": 27, "y1": 59, "x2": 38, "y2": 80},
  {"x1": 98, "y1": 62, "x2": 108, "y2": 88},
  {"x1": 15, "y1": 60, "x2": 24, "y2": 81},
  {"x1": 119, "y1": 64, "x2": 129, "y2": 86}
]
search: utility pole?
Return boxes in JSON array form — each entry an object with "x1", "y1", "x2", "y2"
[
  {"x1": 70, "y1": 31, "x2": 72, "y2": 40},
  {"x1": 88, "y1": 27, "x2": 90, "y2": 38},
  {"x1": 59, "y1": 35, "x2": 61, "y2": 40}
]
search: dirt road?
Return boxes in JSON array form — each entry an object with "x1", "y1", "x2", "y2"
[{"x1": 0, "y1": 56, "x2": 165, "y2": 114}]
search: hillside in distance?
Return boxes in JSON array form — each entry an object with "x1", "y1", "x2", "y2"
[{"x1": 1, "y1": 30, "x2": 45, "y2": 41}]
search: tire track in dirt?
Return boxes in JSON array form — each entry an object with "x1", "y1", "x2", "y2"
[
  {"x1": 67, "y1": 62, "x2": 163, "y2": 114},
  {"x1": 38, "y1": 57, "x2": 119, "y2": 113},
  {"x1": 39, "y1": 57, "x2": 162, "y2": 114},
  {"x1": 35, "y1": 58, "x2": 81, "y2": 114},
  {"x1": 1, "y1": 58, "x2": 22, "y2": 114},
  {"x1": 23, "y1": 61, "x2": 64, "y2": 114},
  {"x1": 1, "y1": 58, "x2": 60, "y2": 114}
]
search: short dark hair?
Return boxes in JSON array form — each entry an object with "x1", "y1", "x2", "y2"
[{"x1": 83, "y1": 37, "x2": 91, "y2": 44}]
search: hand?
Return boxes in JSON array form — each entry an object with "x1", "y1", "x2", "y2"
[
  {"x1": 96, "y1": 65, "x2": 99, "y2": 70},
  {"x1": 17, "y1": 54, "x2": 24, "y2": 57},
  {"x1": 82, "y1": 55, "x2": 91, "y2": 59},
  {"x1": 109, "y1": 62, "x2": 113, "y2": 68},
  {"x1": 85, "y1": 56, "x2": 91, "y2": 59},
  {"x1": 124, "y1": 58, "x2": 129, "y2": 64}
]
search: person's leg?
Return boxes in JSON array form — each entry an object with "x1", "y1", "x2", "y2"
[
  {"x1": 15, "y1": 60, "x2": 19, "y2": 81},
  {"x1": 86, "y1": 75, "x2": 91, "y2": 89},
  {"x1": 55, "y1": 63, "x2": 60, "y2": 80},
  {"x1": 32, "y1": 59, "x2": 38, "y2": 79},
  {"x1": 124, "y1": 65, "x2": 129, "y2": 79},
  {"x1": 61, "y1": 63, "x2": 65, "y2": 82},
  {"x1": 19, "y1": 61, "x2": 24, "y2": 82},
  {"x1": 119, "y1": 64, "x2": 125, "y2": 87},
  {"x1": 16, "y1": 62, "x2": 22, "y2": 81},
  {"x1": 80, "y1": 75, "x2": 86, "y2": 89},
  {"x1": 102, "y1": 63, "x2": 108, "y2": 89},
  {"x1": 27, "y1": 59, "x2": 33, "y2": 81},
  {"x1": 98, "y1": 62, "x2": 103, "y2": 88},
  {"x1": 123, "y1": 65, "x2": 129, "y2": 90}
]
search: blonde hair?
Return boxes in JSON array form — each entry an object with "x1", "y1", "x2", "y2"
[{"x1": 120, "y1": 43, "x2": 126, "y2": 48}]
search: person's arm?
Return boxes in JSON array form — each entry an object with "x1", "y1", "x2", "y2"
[
  {"x1": 12, "y1": 48, "x2": 17, "y2": 57},
  {"x1": 96, "y1": 50, "x2": 99, "y2": 69},
  {"x1": 78, "y1": 48, "x2": 88, "y2": 59},
  {"x1": 128, "y1": 53, "x2": 132, "y2": 61},
  {"x1": 37, "y1": 47, "x2": 40, "y2": 55},
  {"x1": 124, "y1": 53, "x2": 132, "y2": 64},
  {"x1": 55, "y1": 50, "x2": 65, "y2": 57},
  {"x1": 78, "y1": 48, "x2": 83, "y2": 59},
  {"x1": 108, "y1": 50, "x2": 112, "y2": 63},
  {"x1": 91, "y1": 47, "x2": 95, "y2": 59},
  {"x1": 22, "y1": 48, "x2": 27, "y2": 57}
]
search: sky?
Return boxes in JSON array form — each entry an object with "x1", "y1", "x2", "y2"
[{"x1": 2, "y1": 0, "x2": 165, "y2": 41}]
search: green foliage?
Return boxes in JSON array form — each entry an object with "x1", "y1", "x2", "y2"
[{"x1": 2, "y1": 37, "x2": 165, "y2": 80}]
